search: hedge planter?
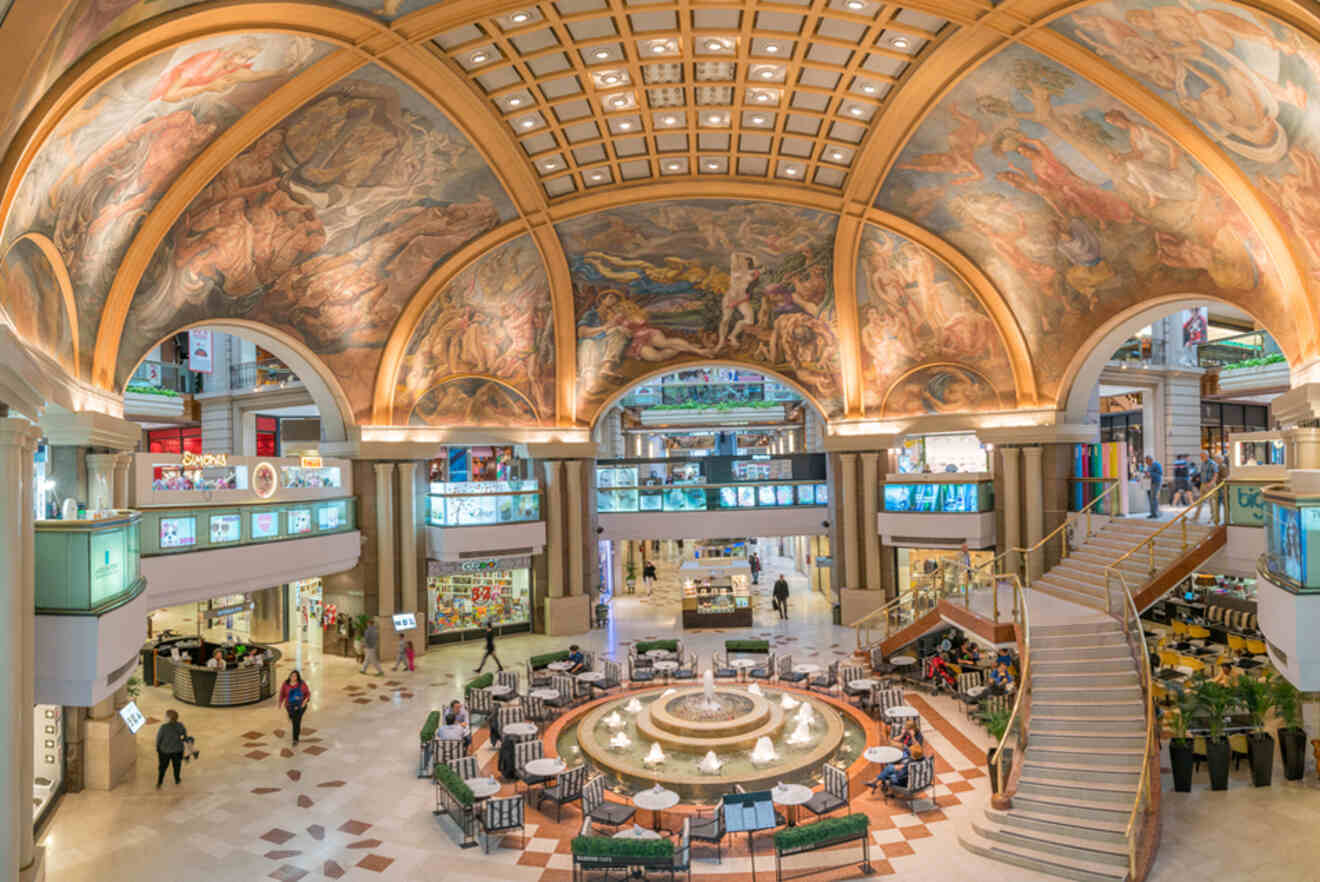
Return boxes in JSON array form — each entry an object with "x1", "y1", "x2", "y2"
[
  {"x1": 1279, "y1": 727, "x2": 1307, "y2": 781},
  {"x1": 725, "y1": 639, "x2": 770, "y2": 653},
  {"x1": 530, "y1": 651, "x2": 569, "y2": 669},
  {"x1": 1169, "y1": 739, "x2": 1195, "y2": 793},
  {"x1": 635, "y1": 639, "x2": 678, "y2": 654},
  {"x1": 464, "y1": 672, "x2": 494, "y2": 694},
  {"x1": 1248, "y1": 733, "x2": 1274, "y2": 787},
  {"x1": 1206, "y1": 738, "x2": 1231, "y2": 791}
]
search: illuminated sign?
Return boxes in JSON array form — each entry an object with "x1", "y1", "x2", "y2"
[
  {"x1": 181, "y1": 452, "x2": 228, "y2": 468},
  {"x1": 300, "y1": 455, "x2": 323, "y2": 469},
  {"x1": 119, "y1": 701, "x2": 146, "y2": 735},
  {"x1": 427, "y1": 555, "x2": 531, "y2": 576},
  {"x1": 252, "y1": 462, "x2": 278, "y2": 499}
]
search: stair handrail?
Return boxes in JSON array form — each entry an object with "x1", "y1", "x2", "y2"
[
  {"x1": 1011, "y1": 479, "x2": 1121, "y2": 587},
  {"x1": 1104, "y1": 480, "x2": 1226, "y2": 605},
  {"x1": 937, "y1": 557, "x2": 1015, "y2": 622},
  {"x1": 1104, "y1": 565, "x2": 1157, "y2": 882},
  {"x1": 988, "y1": 571, "x2": 1030, "y2": 799},
  {"x1": 849, "y1": 574, "x2": 963, "y2": 652}
]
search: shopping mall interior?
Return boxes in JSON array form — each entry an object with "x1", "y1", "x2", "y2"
[{"x1": 3, "y1": 1, "x2": 1320, "y2": 880}]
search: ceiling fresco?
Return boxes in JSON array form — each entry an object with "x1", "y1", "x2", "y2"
[
  {"x1": 395, "y1": 234, "x2": 555, "y2": 425},
  {"x1": 555, "y1": 199, "x2": 841, "y2": 422},
  {"x1": 1052, "y1": 0, "x2": 1320, "y2": 291},
  {"x1": 114, "y1": 64, "x2": 518, "y2": 422},
  {"x1": 410, "y1": 377, "x2": 541, "y2": 427},
  {"x1": 875, "y1": 43, "x2": 1289, "y2": 401},
  {"x1": 854, "y1": 223, "x2": 1015, "y2": 416},
  {"x1": 0, "y1": 237, "x2": 76, "y2": 374},
  {"x1": 1, "y1": 32, "x2": 334, "y2": 377}
]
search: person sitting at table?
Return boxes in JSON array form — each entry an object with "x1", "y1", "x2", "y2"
[
  {"x1": 894, "y1": 718, "x2": 924, "y2": 751},
  {"x1": 989, "y1": 663, "x2": 1015, "y2": 693},
  {"x1": 994, "y1": 648, "x2": 1013, "y2": 670},
  {"x1": 958, "y1": 643, "x2": 981, "y2": 667},
  {"x1": 868, "y1": 743, "x2": 924, "y2": 796},
  {"x1": 1211, "y1": 662, "x2": 1234, "y2": 686},
  {"x1": 567, "y1": 644, "x2": 586, "y2": 674},
  {"x1": 438, "y1": 699, "x2": 471, "y2": 750},
  {"x1": 206, "y1": 648, "x2": 226, "y2": 670}
]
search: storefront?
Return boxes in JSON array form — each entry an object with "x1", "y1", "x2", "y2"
[
  {"x1": 34, "y1": 704, "x2": 64, "y2": 826},
  {"x1": 896, "y1": 547, "x2": 994, "y2": 594},
  {"x1": 290, "y1": 578, "x2": 324, "y2": 652},
  {"x1": 896, "y1": 433, "x2": 989, "y2": 474},
  {"x1": 427, "y1": 446, "x2": 540, "y2": 526},
  {"x1": 426, "y1": 556, "x2": 532, "y2": 644},
  {"x1": 151, "y1": 593, "x2": 257, "y2": 644}
]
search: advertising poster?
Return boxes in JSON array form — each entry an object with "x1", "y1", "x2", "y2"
[
  {"x1": 1273, "y1": 505, "x2": 1305, "y2": 583},
  {"x1": 210, "y1": 514, "x2": 241, "y2": 543},
  {"x1": 188, "y1": 328, "x2": 213, "y2": 373},
  {"x1": 89, "y1": 529, "x2": 125, "y2": 604},
  {"x1": 160, "y1": 517, "x2": 196, "y2": 549},
  {"x1": 288, "y1": 508, "x2": 312, "y2": 534},
  {"x1": 251, "y1": 511, "x2": 279, "y2": 539},
  {"x1": 1182, "y1": 307, "x2": 1208, "y2": 346}
]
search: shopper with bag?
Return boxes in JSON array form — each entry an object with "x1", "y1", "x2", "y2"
[
  {"x1": 156, "y1": 709, "x2": 190, "y2": 788},
  {"x1": 279, "y1": 670, "x2": 312, "y2": 745}
]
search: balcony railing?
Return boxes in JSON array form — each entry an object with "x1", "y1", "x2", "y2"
[
  {"x1": 1110, "y1": 335, "x2": 1164, "y2": 366},
  {"x1": 1197, "y1": 330, "x2": 1279, "y2": 368},
  {"x1": 621, "y1": 379, "x2": 800, "y2": 408},
  {"x1": 229, "y1": 358, "x2": 300, "y2": 391},
  {"x1": 597, "y1": 480, "x2": 827, "y2": 512},
  {"x1": 129, "y1": 360, "x2": 200, "y2": 394}
]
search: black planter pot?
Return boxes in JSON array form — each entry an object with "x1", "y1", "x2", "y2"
[
  {"x1": 1279, "y1": 727, "x2": 1307, "y2": 781},
  {"x1": 1206, "y1": 738, "x2": 1231, "y2": 791},
  {"x1": 1248, "y1": 733, "x2": 1274, "y2": 787},
  {"x1": 1169, "y1": 739, "x2": 1196, "y2": 793},
  {"x1": 986, "y1": 747, "x2": 1013, "y2": 794}
]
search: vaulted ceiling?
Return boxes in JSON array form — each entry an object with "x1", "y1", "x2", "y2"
[{"x1": 0, "y1": 0, "x2": 1316, "y2": 433}]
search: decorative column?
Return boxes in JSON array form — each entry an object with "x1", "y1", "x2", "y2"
[
  {"x1": 839, "y1": 453, "x2": 860, "y2": 590},
  {"x1": 541, "y1": 459, "x2": 589, "y2": 635},
  {"x1": 860, "y1": 452, "x2": 882, "y2": 591},
  {"x1": 111, "y1": 454, "x2": 133, "y2": 509},
  {"x1": 397, "y1": 462, "x2": 418, "y2": 622},
  {"x1": 373, "y1": 463, "x2": 396, "y2": 618},
  {"x1": 1023, "y1": 446, "x2": 1045, "y2": 582},
  {"x1": 565, "y1": 460, "x2": 585, "y2": 595},
  {"x1": 1001, "y1": 447, "x2": 1022, "y2": 577},
  {"x1": 85, "y1": 453, "x2": 116, "y2": 511},
  {"x1": 544, "y1": 461, "x2": 564, "y2": 600}
]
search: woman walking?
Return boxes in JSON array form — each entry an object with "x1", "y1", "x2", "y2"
[
  {"x1": 279, "y1": 670, "x2": 312, "y2": 745},
  {"x1": 156, "y1": 709, "x2": 189, "y2": 788}
]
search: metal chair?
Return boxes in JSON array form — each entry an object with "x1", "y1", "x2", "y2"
[
  {"x1": 592, "y1": 660, "x2": 623, "y2": 695},
  {"x1": 513, "y1": 740, "x2": 549, "y2": 793},
  {"x1": 669, "y1": 816, "x2": 692, "y2": 882},
  {"x1": 546, "y1": 674, "x2": 577, "y2": 710},
  {"x1": 583, "y1": 775, "x2": 635, "y2": 829},
  {"x1": 809, "y1": 661, "x2": 839, "y2": 694},
  {"x1": 689, "y1": 800, "x2": 726, "y2": 863},
  {"x1": 537, "y1": 764, "x2": 586, "y2": 822},
  {"x1": 527, "y1": 659, "x2": 552, "y2": 689},
  {"x1": 467, "y1": 687, "x2": 494, "y2": 727},
  {"x1": 629, "y1": 655, "x2": 657, "y2": 685},
  {"x1": 778, "y1": 655, "x2": 806, "y2": 684},
  {"x1": 495, "y1": 670, "x2": 520, "y2": 701},
  {"x1": 956, "y1": 671, "x2": 984, "y2": 717},
  {"x1": 477, "y1": 795, "x2": 524, "y2": 853},
  {"x1": 840, "y1": 665, "x2": 868, "y2": 704},
  {"x1": 672, "y1": 652, "x2": 698, "y2": 681},
  {"x1": 712, "y1": 652, "x2": 737, "y2": 680},
  {"x1": 748, "y1": 651, "x2": 775, "y2": 681},
  {"x1": 889, "y1": 757, "x2": 935, "y2": 813},
  {"x1": 523, "y1": 695, "x2": 550, "y2": 727},
  {"x1": 803, "y1": 763, "x2": 849, "y2": 819},
  {"x1": 435, "y1": 738, "x2": 467, "y2": 766},
  {"x1": 448, "y1": 756, "x2": 479, "y2": 780}
]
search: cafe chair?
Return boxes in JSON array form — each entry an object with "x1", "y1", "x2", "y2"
[
  {"x1": 537, "y1": 764, "x2": 586, "y2": 822},
  {"x1": 874, "y1": 687, "x2": 903, "y2": 722},
  {"x1": 1227, "y1": 634, "x2": 1247, "y2": 655},
  {"x1": 712, "y1": 652, "x2": 737, "y2": 680},
  {"x1": 889, "y1": 757, "x2": 935, "y2": 813},
  {"x1": 629, "y1": 656, "x2": 657, "y2": 685},
  {"x1": 477, "y1": 795, "x2": 525, "y2": 854},
  {"x1": 778, "y1": 655, "x2": 807, "y2": 684},
  {"x1": 583, "y1": 775, "x2": 635, "y2": 830},
  {"x1": 546, "y1": 675, "x2": 577, "y2": 710},
  {"x1": 1170, "y1": 620, "x2": 1189, "y2": 639},
  {"x1": 1246, "y1": 638, "x2": 1268, "y2": 657},
  {"x1": 689, "y1": 799, "x2": 726, "y2": 863},
  {"x1": 672, "y1": 653, "x2": 698, "y2": 681},
  {"x1": 467, "y1": 687, "x2": 495, "y2": 728},
  {"x1": 1230, "y1": 734, "x2": 1251, "y2": 770},
  {"x1": 748, "y1": 652, "x2": 776, "y2": 681},
  {"x1": 809, "y1": 661, "x2": 839, "y2": 694},
  {"x1": 734, "y1": 784, "x2": 786, "y2": 826},
  {"x1": 803, "y1": 763, "x2": 850, "y2": 819},
  {"x1": 495, "y1": 705, "x2": 526, "y2": 741},
  {"x1": 527, "y1": 659, "x2": 552, "y2": 689},
  {"x1": 523, "y1": 695, "x2": 550, "y2": 728},
  {"x1": 448, "y1": 756, "x2": 479, "y2": 781},
  {"x1": 435, "y1": 738, "x2": 467, "y2": 766},
  {"x1": 956, "y1": 671, "x2": 984, "y2": 717},
  {"x1": 668, "y1": 817, "x2": 692, "y2": 882},
  {"x1": 514, "y1": 740, "x2": 550, "y2": 793},
  {"x1": 593, "y1": 660, "x2": 623, "y2": 694},
  {"x1": 495, "y1": 670, "x2": 520, "y2": 700},
  {"x1": 869, "y1": 647, "x2": 893, "y2": 679},
  {"x1": 1187, "y1": 625, "x2": 1211, "y2": 645},
  {"x1": 841, "y1": 665, "x2": 869, "y2": 705}
]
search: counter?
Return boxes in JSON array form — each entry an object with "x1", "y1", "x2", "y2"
[
  {"x1": 681, "y1": 575, "x2": 752, "y2": 629},
  {"x1": 142, "y1": 637, "x2": 281, "y2": 707}
]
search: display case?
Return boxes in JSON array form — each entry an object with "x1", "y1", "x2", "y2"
[
  {"x1": 882, "y1": 480, "x2": 993, "y2": 513},
  {"x1": 133, "y1": 454, "x2": 352, "y2": 506},
  {"x1": 680, "y1": 574, "x2": 752, "y2": 628},
  {"x1": 34, "y1": 511, "x2": 144, "y2": 613},
  {"x1": 427, "y1": 479, "x2": 541, "y2": 526},
  {"x1": 136, "y1": 498, "x2": 355, "y2": 555},
  {"x1": 426, "y1": 565, "x2": 531, "y2": 639}
]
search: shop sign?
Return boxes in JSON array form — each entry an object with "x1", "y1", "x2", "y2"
[
  {"x1": 207, "y1": 601, "x2": 253, "y2": 622},
  {"x1": 428, "y1": 555, "x2": 530, "y2": 576},
  {"x1": 119, "y1": 701, "x2": 147, "y2": 734},
  {"x1": 188, "y1": 328, "x2": 213, "y2": 374},
  {"x1": 300, "y1": 455, "x2": 323, "y2": 469},
  {"x1": 89, "y1": 529, "x2": 126, "y2": 603},
  {"x1": 252, "y1": 462, "x2": 278, "y2": 498},
  {"x1": 181, "y1": 452, "x2": 228, "y2": 468},
  {"x1": 816, "y1": 556, "x2": 833, "y2": 567},
  {"x1": 1230, "y1": 484, "x2": 1266, "y2": 527}
]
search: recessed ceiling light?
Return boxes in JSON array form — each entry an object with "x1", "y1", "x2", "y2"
[
  {"x1": 651, "y1": 40, "x2": 669, "y2": 52},
  {"x1": 706, "y1": 161, "x2": 719, "y2": 170},
  {"x1": 663, "y1": 115, "x2": 678, "y2": 125},
  {"x1": 618, "y1": 121, "x2": 632, "y2": 130},
  {"x1": 471, "y1": 52, "x2": 489, "y2": 64},
  {"x1": 707, "y1": 114, "x2": 722, "y2": 125},
  {"x1": 520, "y1": 118, "x2": 536, "y2": 128},
  {"x1": 544, "y1": 161, "x2": 557, "y2": 169},
  {"x1": 603, "y1": 74, "x2": 620, "y2": 85},
  {"x1": 862, "y1": 83, "x2": 877, "y2": 94},
  {"x1": 850, "y1": 106, "x2": 864, "y2": 116},
  {"x1": 612, "y1": 96, "x2": 628, "y2": 107},
  {"x1": 508, "y1": 97, "x2": 523, "y2": 107},
  {"x1": 831, "y1": 151, "x2": 845, "y2": 161},
  {"x1": 591, "y1": 172, "x2": 604, "y2": 181},
  {"x1": 891, "y1": 36, "x2": 910, "y2": 49},
  {"x1": 594, "y1": 49, "x2": 610, "y2": 60},
  {"x1": 751, "y1": 115, "x2": 766, "y2": 124},
  {"x1": 756, "y1": 93, "x2": 771, "y2": 102},
  {"x1": 512, "y1": 11, "x2": 530, "y2": 23},
  {"x1": 667, "y1": 163, "x2": 681, "y2": 171},
  {"x1": 760, "y1": 70, "x2": 775, "y2": 79},
  {"x1": 705, "y1": 39, "x2": 725, "y2": 51},
  {"x1": 766, "y1": 44, "x2": 780, "y2": 54},
  {"x1": 785, "y1": 166, "x2": 799, "y2": 175},
  {"x1": 846, "y1": 0, "x2": 865, "y2": 8}
]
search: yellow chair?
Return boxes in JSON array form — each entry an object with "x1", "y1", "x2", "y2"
[
  {"x1": 1171, "y1": 620, "x2": 1189, "y2": 637},
  {"x1": 1179, "y1": 656, "x2": 1206, "y2": 674},
  {"x1": 1229, "y1": 734, "x2": 1250, "y2": 769},
  {"x1": 1159, "y1": 649, "x2": 1181, "y2": 669},
  {"x1": 1246, "y1": 639, "x2": 1268, "y2": 656},
  {"x1": 1188, "y1": 625, "x2": 1211, "y2": 641},
  {"x1": 1227, "y1": 634, "x2": 1247, "y2": 654}
]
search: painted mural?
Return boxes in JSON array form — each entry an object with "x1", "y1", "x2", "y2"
[
  {"x1": 115, "y1": 65, "x2": 516, "y2": 420},
  {"x1": 0, "y1": 238, "x2": 76, "y2": 373},
  {"x1": 2, "y1": 32, "x2": 332, "y2": 377},
  {"x1": 1053, "y1": 0, "x2": 1320, "y2": 293},
  {"x1": 556, "y1": 200, "x2": 842, "y2": 419},
  {"x1": 396, "y1": 235, "x2": 555, "y2": 424},
  {"x1": 855, "y1": 223, "x2": 1014, "y2": 415},
  {"x1": 410, "y1": 378, "x2": 539, "y2": 426},
  {"x1": 881, "y1": 365, "x2": 1002, "y2": 417},
  {"x1": 875, "y1": 44, "x2": 1283, "y2": 402}
]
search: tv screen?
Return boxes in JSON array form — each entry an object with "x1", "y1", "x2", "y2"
[
  {"x1": 883, "y1": 485, "x2": 913, "y2": 512},
  {"x1": 288, "y1": 508, "x2": 312, "y2": 535},
  {"x1": 160, "y1": 517, "x2": 196, "y2": 548},
  {"x1": 913, "y1": 484, "x2": 939, "y2": 512},
  {"x1": 392, "y1": 612, "x2": 417, "y2": 631},
  {"x1": 251, "y1": 511, "x2": 279, "y2": 539},
  {"x1": 209, "y1": 514, "x2": 241, "y2": 544},
  {"x1": 317, "y1": 505, "x2": 342, "y2": 531}
]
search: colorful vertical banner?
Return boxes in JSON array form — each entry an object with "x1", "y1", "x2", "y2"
[
  {"x1": 1182, "y1": 307, "x2": 1208, "y2": 346},
  {"x1": 188, "y1": 328, "x2": 213, "y2": 373}
]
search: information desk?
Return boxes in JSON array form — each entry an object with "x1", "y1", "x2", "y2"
[
  {"x1": 142, "y1": 637, "x2": 280, "y2": 707},
  {"x1": 681, "y1": 574, "x2": 752, "y2": 629}
]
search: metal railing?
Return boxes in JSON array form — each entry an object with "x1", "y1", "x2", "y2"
[
  {"x1": 1196, "y1": 329, "x2": 1278, "y2": 368},
  {"x1": 621, "y1": 378, "x2": 800, "y2": 407},
  {"x1": 229, "y1": 358, "x2": 300, "y2": 391},
  {"x1": 988, "y1": 572, "x2": 1030, "y2": 800},
  {"x1": 128, "y1": 359, "x2": 199, "y2": 394},
  {"x1": 596, "y1": 479, "x2": 828, "y2": 513},
  {"x1": 1111, "y1": 335, "x2": 1164, "y2": 366},
  {"x1": 1015, "y1": 480, "x2": 1121, "y2": 588},
  {"x1": 850, "y1": 556, "x2": 1010, "y2": 652}
]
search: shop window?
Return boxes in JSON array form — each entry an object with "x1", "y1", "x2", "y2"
[
  {"x1": 256, "y1": 416, "x2": 279, "y2": 457},
  {"x1": 149, "y1": 427, "x2": 203, "y2": 454}
]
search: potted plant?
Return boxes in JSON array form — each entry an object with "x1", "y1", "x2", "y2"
[
  {"x1": 978, "y1": 705, "x2": 1012, "y2": 794},
  {"x1": 1234, "y1": 672, "x2": 1276, "y2": 787},
  {"x1": 1192, "y1": 676, "x2": 1234, "y2": 790},
  {"x1": 1271, "y1": 675, "x2": 1307, "y2": 780},
  {"x1": 625, "y1": 560, "x2": 637, "y2": 594},
  {"x1": 1167, "y1": 687, "x2": 1198, "y2": 793}
]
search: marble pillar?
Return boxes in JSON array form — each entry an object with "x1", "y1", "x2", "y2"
[
  {"x1": 839, "y1": 453, "x2": 860, "y2": 589},
  {"x1": 373, "y1": 463, "x2": 396, "y2": 618},
  {"x1": 565, "y1": 460, "x2": 585, "y2": 596},
  {"x1": 85, "y1": 453, "x2": 116, "y2": 512},
  {"x1": 1001, "y1": 447, "x2": 1022, "y2": 577},
  {"x1": 1023, "y1": 446, "x2": 1045, "y2": 582},
  {"x1": 111, "y1": 454, "x2": 132, "y2": 509},
  {"x1": 397, "y1": 462, "x2": 419, "y2": 629},
  {"x1": 860, "y1": 452, "x2": 881, "y2": 590}
]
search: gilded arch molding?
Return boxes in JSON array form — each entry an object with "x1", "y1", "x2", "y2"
[{"x1": 1, "y1": 232, "x2": 81, "y2": 376}]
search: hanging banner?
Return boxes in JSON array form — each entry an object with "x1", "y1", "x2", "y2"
[
  {"x1": 189, "y1": 328, "x2": 213, "y2": 374},
  {"x1": 1182, "y1": 308, "x2": 1208, "y2": 346}
]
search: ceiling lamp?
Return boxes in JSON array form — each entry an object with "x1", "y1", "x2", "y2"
[
  {"x1": 751, "y1": 115, "x2": 766, "y2": 124},
  {"x1": 520, "y1": 118, "x2": 536, "y2": 129},
  {"x1": 862, "y1": 83, "x2": 877, "y2": 94},
  {"x1": 705, "y1": 39, "x2": 728, "y2": 52},
  {"x1": 707, "y1": 114, "x2": 723, "y2": 125},
  {"x1": 663, "y1": 115, "x2": 678, "y2": 125},
  {"x1": 594, "y1": 49, "x2": 611, "y2": 60},
  {"x1": 544, "y1": 161, "x2": 558, "y2": 170},
  {"x1": 706, "y1": 161, "x2": 719, "y2": 170},
  {"x1": 618, "y1": 121, "x2": 633, "y2": 130},
  {"x1": 846, "y1": 0, "x2": 865, "y2": 8},
  {"x1": 667, "y1": 162, "x2": 681, "y2": 171},
  {"x1": 784, "y1": 166, "x2": 800, "y2": 176},
  {"x1": 471, "y1": 51, "x2": 490, "y2": 64},
  {"x1": 603, "y1": 74, "x2": 620, "y2": 85},
  {"x1": 508, "y1": 97, "x2": 523, "y2": 107},
  {"x1": 830, "y1": 150, "x2": 845, "y2": 161},
  {"x1": 765, "y1": 44, "x2": 781, "y2": 54},
  {"x1": 612, "y1": 95, "x2": 629, "y2": 107},
  {"x1": 890, "y1": 36, "x2": 910, "y2": 49},
  {"x1": 511, "y1": 11, "x2": 530, "y2": 23},
  {"x1": 591, "y1": 172, "x2": 604, "y2": 181},
  {"x1": 849, "y1": 106, "x2": 864, "y2": 116}
]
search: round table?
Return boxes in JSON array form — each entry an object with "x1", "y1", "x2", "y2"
[
  {"x1": 653, "y1": 660, "x2": 678, "y2": 681},
  {"x1": 848, "y1": 678, "x2": 879, "y2": 691},
  {"x1": 523, "y1": 757, "x2": 567, "y2": 778},
  {"x1": 547, "y1": 661, "x2": 574, "y2": 672},
  {"x1": 771, "y1": 783, "x2": 813, "y2": 826},
  {"x1": 529, "y1": 688, "x2": 559, "y2": 700},
  {"x1": 577, "y1": 671, "x2": 605, "y2": 683},
  {"x1": 645, "y1": 649, "x2": 672, "y2": 659},
  {"x1": 884, "y1": 705, "x2": 919, "y2": 720},
  {"x1": 966, "y1": 685, "x2": 987, "y2": 698},
  {"x1": 502, "y1": 721, "x2": 538, "y2": 740},
  {"x1": 464, "y1": 776, "x2": 501, "y2": 800},
  {"x1": 613, "y1": 825, "x2": 662, "y2": 840},
  {"x1": 633, "y1": 785, "x2": 680, "y2": 832},
  {"x1": 864, "y1": 746, "x2": 904, "y2": 765},
  {"x1": 489, "y1": 684, "x2": 514, "y2": 697},
  {"x1": 889, "y1": 655, "x2": 916, "y2": 668},
  {"x1": 793, "y1": 663, "x2": 821, "y2": 676}
]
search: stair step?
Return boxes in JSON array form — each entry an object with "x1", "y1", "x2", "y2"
[
  {"x1": 1034, "y1": 621, "x2": 1125, "y2": 637},
  {"x1": 1034, "y1": 645, "x2": 1132, "y2": 661},
  {"x1": 959, "y1": 819, "x2": 1128, "y2": 882},
  {"x1": 989, "y1": 806, "x2": 1127, "y2": 845},
  {"x1": 1012, "y1": 790, "x2": 1132, "y2": 823},
  {"x1": 1035, "y1": 658, "x2": 1132, "y2": 674},
  {"x1": 1033, "y1": 714, "x2": 1146, "y2": 733},
  {"x1": 1033, "y1": 633, "x2": 1125, "y2": 649},
  {"x1": 1031, "y1": 731, "x2": 1146, "y2": 749},
  {"x1": 1021, "y1": 760, "x2": 1141, "y2": 786},
  {"x1": 973, "y1": 813, "x2": 1131, "y2": 869},
  {"x1": 1034, "y1": 670, "x2": 1139, "y2": 685},
  {"x1": 1029, "y1": 744, "x2": 1146, "y2": 768},
  {"x1": 1032, "y1": 700, "x2": 1144, "y2": 717},
  {"x1": 1031, "y1": 583, "x2": 1109, "y2": 611},
  {"x1": 1017, "y1": 776, "x2": 1138, "y2": 804}
]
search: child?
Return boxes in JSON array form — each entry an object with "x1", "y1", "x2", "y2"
[
  {"x1": 393, "y1": 637, "x2": 409, "y2": 672},
  {"x1": 404, "y1": 639, "x2": 415, "y2": 672}
]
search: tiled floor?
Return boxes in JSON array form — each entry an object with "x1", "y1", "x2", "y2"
[{"x1": 39, "y1": 554, "x2": 1320, "y2": 882}]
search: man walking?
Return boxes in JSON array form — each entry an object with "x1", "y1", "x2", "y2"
[
  {"x1": 473, "y1": 619, "x2": 505, "y2": 673},
  {"x1": 772, "y1": 574, "x2": 790, "y2": 620},
  {"x1": 1144, "y1": 455, "x2": 1164, "y2": 519},
  {"x1": 1192, "y1": 452, "x2": 1222, "y2": 523},
  {"x1": 155, "y1": 709, "x2": 188, "y2": 788},
  {"x1": 360, "y1": 619, "x2": 384, "y2": 675}
]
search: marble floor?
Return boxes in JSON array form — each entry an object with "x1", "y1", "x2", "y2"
[{"x1": 38, "y1": 554, "x2": 1320, "y2": 882}]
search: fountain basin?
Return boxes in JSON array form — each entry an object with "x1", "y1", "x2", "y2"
[{"x1": 639, "y1": 688, "x2": 781, "y2": 751}]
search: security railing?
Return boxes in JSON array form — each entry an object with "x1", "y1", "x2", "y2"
[
  {"x1": 229, "y1": 358, "x2": 300, "y2": 391},
  {"x1": 850, "y1": 555, "x2": 1010, "y2": 653},
  {"x1": 128, "y1": 359, "x2": 198, "y2": 394},
  {"x1": 988, "y1": 571, "x2": 1030, "y2": 803},
  {"x1": 1196, "y1": 329, "x2": 1278, "y2": 368},
  {"x1": 621, "y1": 378, "x2": 800, "y2": 408},
  {"x1": 597, "y1": 479, "x2": 828, "y2": 513}
]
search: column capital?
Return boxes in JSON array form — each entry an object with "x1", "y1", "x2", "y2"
[
  {"x1": 1022, "y1": 445, "x2": 1044, "y2": 461},
  {"x1": 86, "y1": 452, "x2": 120, "y2": 467},
  {"x1": 1273, "y1": 383, "x2": 1320, "y2": 428},
  {"x1": 978, "y1": 424, "x2": 1097, "y2": 446},
  {"x1": 372, "y1": 461, "x2": 397, "y2": 477},
  {"x1": 0, "y1": 416, "x2": 41, "y2": 450}
]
